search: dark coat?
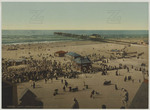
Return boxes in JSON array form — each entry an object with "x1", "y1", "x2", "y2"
[{"x1": 72, "y1": 100, "x2": 79, "y2": 109}]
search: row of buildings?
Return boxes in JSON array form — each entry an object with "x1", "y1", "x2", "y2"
[
  {"x1": 54, "y1": 51, "x2": 92, "y2": 71},
  {"x1": 4, "y1": 50, "x2": 92, "y2": 72}
]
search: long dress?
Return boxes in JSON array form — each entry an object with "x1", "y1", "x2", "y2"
[{"x1": 72, "y1": 101, "x2": 79, "y2": 109}]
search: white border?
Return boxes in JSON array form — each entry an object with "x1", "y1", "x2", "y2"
[{"x1": 1, "y1": 0, "x2": 150, "y2": 2}]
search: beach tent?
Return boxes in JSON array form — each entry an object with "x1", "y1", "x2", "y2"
[
  {"x1": 129, "y1": 79, "x2": 148, "y2": 109},
  {"x1": 54, "y1": 50, "x2": 68, "y2": 57},
  {"x1": 65, "y1": 52, "x2": 81, "y2": 59}
]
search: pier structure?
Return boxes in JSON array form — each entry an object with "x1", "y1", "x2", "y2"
[
  {"x1": 54, "y1": 32, "x2": 141, "y2": 45},
  {"x1": 54, "y1": 32, "x2": 103, "y2": 41}
]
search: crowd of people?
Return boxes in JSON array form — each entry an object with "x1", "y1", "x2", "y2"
[
  {"x1": 2, "y1": 57, "x2": 80, "y2": 83},
  {"x1": 2, "y1": 52, "x2": 148, "y2": 84},
  {"x1": 1, "y1": 50, "x2": 115, "y2": 83},
  {"x1": 2, "y1": 47, "x2": 148, "y2": 109}
]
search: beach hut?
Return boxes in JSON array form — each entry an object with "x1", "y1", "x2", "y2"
[
  {"x1": 65, "y1": 52, "x2": 81, "y2": 59},
  {"x1": 73, "y1": 57, "x2": 92, "y2": 71},
  {"x1": 2, "y1": 80, "x2": 18, "y2": 108},
  {"x1": 54, "y1": 51, "x2": 68, "y2": 57}
]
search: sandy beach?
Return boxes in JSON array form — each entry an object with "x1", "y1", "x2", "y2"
[
  {"x1": 2, "y1": 40, "x2": 148, "y2": 108},
  {"x1": 2, "y1": 2, "x2": 149, "y2": 109}
]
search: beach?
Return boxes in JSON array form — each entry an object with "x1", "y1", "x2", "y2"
[
  {"x1": 2, "y1": 2, "x2": 149, "y2": 108},
  {"x1": 2, "y1": 40, "x2": 148, "y2": 108}
]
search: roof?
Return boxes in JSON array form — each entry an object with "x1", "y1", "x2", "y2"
[
  {"x1": 66, "y1": 52, "x2": 81, "y2": 57},
  {"x1": 55, "y1": 50, "x2": 67, "y2": 54},
  {"x1": 74, "y1": 57, "x2": 91, "y2": 64},
  {"x1": 111, "y1": 49, "x2": 120, "y2": 52},
  {"x1": 20, "y1": 89, "x2": 37, "y2": 101},
  {"x1": 8, "y1": 58, "x2": 26, "y2": 63},
  {"x1": 2, "y1": 80, "x2": 16, "y2": 88},
  {"x1": 129, "y1": 79, "x2": 148, "y2": 109}
]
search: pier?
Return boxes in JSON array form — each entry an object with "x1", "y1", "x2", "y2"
[
  {"x1": 54, "y1": 32, "x2": 135, "y2": 45},
  {"x1": 54, "y1": 32, "x2": 104, "y2": 41}
]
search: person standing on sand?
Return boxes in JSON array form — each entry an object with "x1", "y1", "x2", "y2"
[
  {"x1": 56, "y1": 76, "x2": 58, "y2": 80},
  {"x1": 61, "y1": 79, "x2": 63, "y2": 84},
  {"x1": 90, "y1": 90, "x2": 95, "y2": 98},
  {"x1": 115, "y1": 84, "x2": 118, "y2": 90},
  {"x1": 127, "y1": 67, "x2": 129, "y2": 72},
  {"x1": 33, "y1": 81, "x2": 35, "y2": 89},
  {"x1": 116, "y1": 70, "x2": 118, "y2": 76},
  {"x1": 63, "y1": 85, "x2": 66, "y2": 91},
  {"x1": 65, "y1": 80, "x2": 68, "y2": 87},
  {"x1": 102, "y1": 104, "x2": 106, "y2": 109},
  {"x1": 45, "y1": 78, "x2": 47, "y2": 84},
  {"x1": 131, "y1": 65, "x2": 133, "y2": 69},
  {"x1": 124, "y1": 76, "x2": 127, "y2": 82},
  {"x1": 72, "y1": 98, "x2": 79, "y2": 109},
  {"x1": 69, "y1": 86, "x2": 72, "y2": 92}
]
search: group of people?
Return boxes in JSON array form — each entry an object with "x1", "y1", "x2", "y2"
[
  {"x1": 62, "y1": 79, "x2": 79, "y2": 92},
  {"x1": 90, "y1": 90, "x2": 100, "y2": 99},
  {"x1": 121, "y1": 88, "x2": 129, "y2": 107},
  {"x1": 2, "y1": 57, "x2": 82, "y2": 83}
]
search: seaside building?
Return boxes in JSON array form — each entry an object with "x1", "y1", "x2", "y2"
[
  {"x1": 2, "y1": 80, "x2": 18, "y2": 108},
  {"x1": 110, "y1": 49, "x2": 123, "y2": 58},
  {"x1": 89, "y1": 36, "x2": 97, "y2": 39},
  {"x1": 65, "y1": 52, "x2": 81, "y2": 60},
  {"x1": 54, "y1": 50, "x2": 68, "y2": 57},
  {"x1": 139, "y1": 40, "x2": 148, "y2": 45},
  {"x1": 73, "y1": 57, "x2": 92, "y2": 71},
  {"x1": 89, "y1": 34, "x2": 104, "y2": 41}
]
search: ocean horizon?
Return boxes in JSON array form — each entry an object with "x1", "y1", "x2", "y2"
[{"x1": 2, "y1": 30, "x2": 148, "y2": 45}]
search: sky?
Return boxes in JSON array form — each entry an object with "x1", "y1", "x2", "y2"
[{"x1": 2, "y1": 2, "x2": 149, "y2": 30}]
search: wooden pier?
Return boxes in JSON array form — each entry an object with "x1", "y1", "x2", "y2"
[
  {"x1": 54, "y1": 32, "x2": 136, "y2": 45},
  {"x1": 54, "y1": 32, "x2": 104, "y2": 41}
]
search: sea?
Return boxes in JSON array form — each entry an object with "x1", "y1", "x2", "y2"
[{"x1": 2, "y1": 30, "x2": 148, "y2": 45}]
